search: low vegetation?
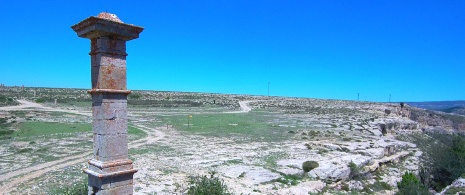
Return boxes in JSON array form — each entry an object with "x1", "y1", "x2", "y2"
[
  {"x1": 0, "y1": 94, "x2": 19, "y2": 106},
  {"x1": 399, "y1": 133, "x2": 465, "y2": 192},
  {"x1": 396, "y1": 172, "x2": 429, "y2": 195},
  {"x1": 348, "y1": 161, "x2": 362, "y2": 180},
  {"x1": 302, "y1": 161, "x2": 319, "y2": 172},
  {"x1": 187, "y1": 172, "x2": 230, "y2": 195}
]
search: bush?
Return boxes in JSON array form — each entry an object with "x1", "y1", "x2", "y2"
[
  {"x1": 380, "y1": 124, "x2": 387, "y2": 135},
  {"x1": 35, "y1": 98, "x2": 46, "y2": 103},
  {"x1": 385, "y1": 109, "x2": 391, "y2": 115},
  {"x1": 348, "y1": 161, "x2": 361, "y2": 180},
  {"x1": 187, "y1": 172, "x2": 230, "y2": 195},
  {"x1": 397, "y1": 171, "x2": 429, "y2": 195},
  {"x1": 302, "y1": 161, "x2": 319, "y2": 172},
  {"x1": 50, "y1": 178, "x2": 87, "y2": 195}
]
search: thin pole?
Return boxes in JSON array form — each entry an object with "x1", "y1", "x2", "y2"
[{"x1": 268, "y1": 82, "x2": 270, "y2": 97}]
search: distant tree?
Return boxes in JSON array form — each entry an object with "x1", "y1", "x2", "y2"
[{"x1": 400, "y1": 102, "x2": 405, "y2": 108}]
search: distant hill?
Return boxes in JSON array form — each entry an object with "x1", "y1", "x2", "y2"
[{"x1": 407, "y1": 101, "x2": 465, "y2": 116}]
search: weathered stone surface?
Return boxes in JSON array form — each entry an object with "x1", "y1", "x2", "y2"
[
  {"x1": 92, "y1": 101, "x2": 128, "y2": 120},
  {"x1": 98, "y1": 55, "x2": 127, "y2": 67},
  {"x1": 88, "y1": 174, "x2": 135, "y2": 192},
  {"x1": 308, "y1": 161, "x2": 351, "y2": 182},
  {"x1": 92, "y1": 93, "x2": 127, "y2": 103},
  {"x1": 93, "y1": 133, "x2": 128, "y2": 161},
  {"x1": 219, "y1": 165, "x2": 280, "y2": 184},
  {"x1": 93, "y1": 119, "x2": 128, "y2": 134},
  {"x1": 88, "y1": 159, "x2": 134, "y2": 173},
  {"x1": 71, "y1": 14, "x2": 143, "y2": 41},
  {"x1": 95, "y1": 66, "x2": 127, "y2": 90},
  {"x1": 278, "y1": 181, "x2": 326, "y2": 195},
  {"x1": 98, "y1": 184, "x2": 134, "y2": 195}
]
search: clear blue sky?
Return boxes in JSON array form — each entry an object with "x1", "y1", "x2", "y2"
[{"x1": 0, "y1": 1, "x2": 464, "y2": 102}]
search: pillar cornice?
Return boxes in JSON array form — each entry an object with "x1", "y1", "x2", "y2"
[
  {"x1": 71, "y1": 16, "x2": 143, "y2": 41},
  {"x1": 88, "y1": 89, "x2": 132, "y2": 95}
]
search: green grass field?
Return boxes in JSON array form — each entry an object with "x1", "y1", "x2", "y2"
[
  {"x1": 12, "y1": 121, "x2": 145, "y2": 138},
  {"x1": 160, "y1": 111, "x2": 293, "y2": 142},
  {"x1": 13, "y1": 122, "x2": 91, "y2": 137}
]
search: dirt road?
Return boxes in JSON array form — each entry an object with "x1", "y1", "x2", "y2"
[
  {"x1": 225, "y1": 100, "x2": 255, "y2": 113},
  {"x1": 0, "y1": 100, "x2": 91, "y2": 116}
]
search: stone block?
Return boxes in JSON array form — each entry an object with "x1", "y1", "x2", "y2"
[
  {"x1": 92, "y1": 101, "x2": 127, "y2": 120},
  {"x1": 93, "y1": 134, "x2": 128, "y2": 161},
  {"x1": 93, "y1": 118, "x2": 127, "y2": 134},
  {"x1": 95, "y1": 37, "x2": 127, "y2": 56},
  {"x1": 95, "y1": 184, "x2": 134, "y2": 195},
  {"x1": 111, "y1": 173, "x2": 134, "y2": 188},
  {"x1": 88, "y1": 174, "x2": 111, "y2": 190},
  {"x1": 92, "y1": 93, "x2": 127, "y2": 103},
  {"x1": 96, "y1": 155, "x2": 127, "y2": 162},
  {"x1": 96, "y1": 66, "x2": 127, "y2": 90},
  {"x1": 97, "y1": 54, "x2": 127, "y2": 67},
  {"x1": 88, "y1": 163, "x2": 134, "y2": 174}
]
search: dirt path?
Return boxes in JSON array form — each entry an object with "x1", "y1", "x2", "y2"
[
  {"x1": 0, "y1": 99, "x2": 91, "y2": 116},
  {"x1": 0, "y1": 100, "x2": 165, "y2": 194},
  {"x1": 225, "y1": 100, "x2": 255, "y2": 113},
  {"x1": 0, "y1": 153, "x2": 92, "y2": 194},
  {"x1": 0, "y1": 100, "x2": 45, "y2": 110}
]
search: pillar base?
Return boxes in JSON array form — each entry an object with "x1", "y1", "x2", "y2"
[{"x1": 84, "y1": 159, "x2": 137, "y2": 195}]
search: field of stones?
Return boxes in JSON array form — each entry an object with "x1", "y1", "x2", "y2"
[{"x1": 1, "y1": 86, "x2": 464, "y2": 194}]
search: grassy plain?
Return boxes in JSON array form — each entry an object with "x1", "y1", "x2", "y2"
[{"x1": 161, "y1": 111, "x2": 293, "y2": 142}]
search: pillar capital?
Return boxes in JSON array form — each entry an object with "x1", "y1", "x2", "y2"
[{"x1": 71, "y1": 12, "x2": 143, "y2": 41}]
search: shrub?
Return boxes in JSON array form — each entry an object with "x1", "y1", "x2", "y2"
[
  {"x1": 385, "y1": 109, "x2": 391, "y2": 115},
  {"x1": 302, "y1": 161, "x2": 319, "y2": 172},
  {"x1": 187, "y1": 172, "x2": 230, "y2": 195},
  {"x1": 397, "y1": 171, "x2": 429, "y2": 195},
  {"x1": 348, "y1": 161, "x2": 361, "y2": 180},
  {"x1": 51, "y1": 178, "x2": 87, "y2": 195},
  {"x1": 379, "y1": 124, "x2": 387, "y2": 135},
  {"x1": 35, "y1": 98, "x2": 46, "y2": 103}
]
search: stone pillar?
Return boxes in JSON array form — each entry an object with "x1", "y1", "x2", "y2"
[{"x1": 71, "y1": 13, "x2": 143, "y2": 194}]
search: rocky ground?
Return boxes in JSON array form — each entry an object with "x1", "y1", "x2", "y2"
[{"x1": 0, "y1": 87, "x2": 463, "y2": 194}]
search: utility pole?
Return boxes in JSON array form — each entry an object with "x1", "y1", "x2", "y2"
[
  {"x1": 389, "y1": 94, "x2": 391, "y2": 103},
  {"x1": 267, "y1": 82, "x2": 270, "y2": 97}
]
